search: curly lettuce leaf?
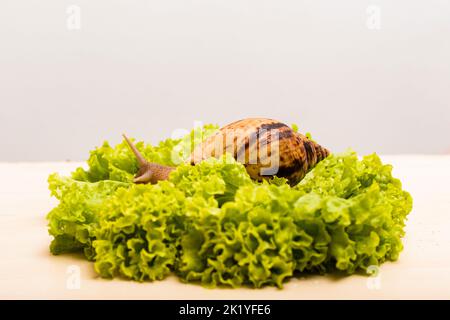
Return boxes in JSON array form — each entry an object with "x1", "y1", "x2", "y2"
[
  {"x1": 176, "y1": 152, "x2": 412, "y2": 287},
  {"x1": 169, "y1": 154, "x2": 252, "y2": 205},
  {"x1": 47, "y1": 174, "x2": 128, "y2": 258},
  {"x1": 46, "y1": 132, "x2": 412, "y2": 289},
  {"x1": 92, "y1": 182, "x2": 187, "y2": 281}
]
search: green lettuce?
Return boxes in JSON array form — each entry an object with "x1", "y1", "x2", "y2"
[
  {"x1": 47, "y1": 174, "x2": 129, "y2": 258},
  {"x1": 92, "y1": 182, "x2": 186, "y2": 281},
  {"x1": 46, "y1": 127, "x2": 412, "y2": 288}
]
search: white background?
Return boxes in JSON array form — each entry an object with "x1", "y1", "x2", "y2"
[{"x1": 1, "y1": 0, "x2": 449, "y2": 161}]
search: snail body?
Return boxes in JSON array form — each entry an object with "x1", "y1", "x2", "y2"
[{"x1": 123, "y1": 118, "x2": 329, "y2": 186}]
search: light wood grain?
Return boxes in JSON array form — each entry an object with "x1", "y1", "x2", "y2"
[{"x1": 1, "y1": 156, "x2": 449, "y2": 299}]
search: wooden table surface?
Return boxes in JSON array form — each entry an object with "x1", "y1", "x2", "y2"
[{"x1": 1, "y1": 156, "x2": 449, "y2": 299}]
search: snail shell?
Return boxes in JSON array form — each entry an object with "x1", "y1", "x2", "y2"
[
  {"x1": 123, "y1": 118, "x2": 329, "y2": 186},
  {"x1": 189, "y1": 118, "x2": 329, "y2": 186}
]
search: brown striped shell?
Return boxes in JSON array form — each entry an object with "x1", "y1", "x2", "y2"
[{"x1": 189, "y1": 118, "x2": 329, "y2": 186}]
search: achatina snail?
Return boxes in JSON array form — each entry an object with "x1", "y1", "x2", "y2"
[{"x1": 123, "y1": 118, "x2": 330, "y2": 186}]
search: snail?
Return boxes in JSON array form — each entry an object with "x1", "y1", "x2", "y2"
[{"x1": 123, "y1": 118, "x2": 329, "y2": 186}]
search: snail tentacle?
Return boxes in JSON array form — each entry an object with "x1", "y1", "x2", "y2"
[{"x1": 122, "y1": 134, "x2": 148, "y2": 167}]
